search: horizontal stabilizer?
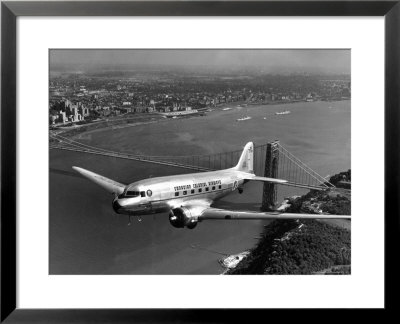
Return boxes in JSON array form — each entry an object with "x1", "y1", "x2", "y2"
[
  {"x1": 243, "y1": 175, "x2": 288, "y2": 184},
  {"x1": 199, "y1": 208, "x2": 350, "y2": 221},
  {"x1": 72, "y1": 166, "x2": 125, "y2": 195}
]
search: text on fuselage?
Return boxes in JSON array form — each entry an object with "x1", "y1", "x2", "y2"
[{"x1": 174, "y1": 180, "x2": 222, "y2": 191}]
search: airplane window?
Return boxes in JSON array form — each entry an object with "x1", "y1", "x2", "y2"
[
  {"x1": 175, "y1": 192, "x2": 179, "y2": 197},
  {"x1": 183, "y1": 191, "x2": 187, "y2": 195},
  {"x1": 147, "y1": 190, "x2": 152, "y2": 197},
  {"x1": 212, "y1": 186, "x2": 216, "y2": 190},
  {"x1": 191, "y1": 189, "x2": 195, "y2": 194},
  {"x1": 126, "y1": 191, "x2": 139, "y2": 197},
  {"x1": 198, "y1": 188, "x2": 202, "y2": 193},
  {"x1": 219, "y1": 185, "x2": 222, "y2": 189},
  {"x1": 140, "y1": 191, "x2": 145, "y2": 197},
  {"x1": 205, "y1": 187, "x2": 209, "y2": 192}
]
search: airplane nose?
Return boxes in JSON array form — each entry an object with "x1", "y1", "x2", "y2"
[{"x1": 112, "y1": 199, "x2": 121, "y2": 214}]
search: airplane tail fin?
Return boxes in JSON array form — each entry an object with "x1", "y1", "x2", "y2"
[{"x1": 233, "y1": 142, "x2": 254, "y2": 173}]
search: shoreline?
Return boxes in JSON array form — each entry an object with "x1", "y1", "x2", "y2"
[{"x1": 50, "y1": 98, "x2": 351, "y2": 141}]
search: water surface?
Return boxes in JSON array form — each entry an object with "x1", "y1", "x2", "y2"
[{"x1": 49, "y1": 100, "x2": 350, "y2": 274}]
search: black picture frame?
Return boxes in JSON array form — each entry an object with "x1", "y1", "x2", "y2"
[{"x1": 1, "y1": 1, "x2": 399, "y2": 322}]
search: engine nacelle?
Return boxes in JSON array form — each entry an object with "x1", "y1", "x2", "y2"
[{"x1": 169, "y1": 207, "x2": 198, "y2": 229}]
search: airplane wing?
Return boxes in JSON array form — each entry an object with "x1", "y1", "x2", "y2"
[
  {"x1": 178, "y1": 199, "x2": 213, "y2": 210},
  {"x1": 198, "y1": 208, "x2": 350, "y2": 221},
  {"x1": 72, "y1": 166, "x2": 126, "y2": 195}
]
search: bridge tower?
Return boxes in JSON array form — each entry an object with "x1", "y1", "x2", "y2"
[{"x1": 261, "y1": 140, "x2": 280, "y2": 211}]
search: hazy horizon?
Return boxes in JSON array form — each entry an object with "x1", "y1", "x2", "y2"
[{"x1": 50, "y1": 49, "x2": 350, "y2": 74}]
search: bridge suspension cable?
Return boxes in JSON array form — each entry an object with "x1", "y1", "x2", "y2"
[{"x1": 276, "y1": 143, "x2": 335, "y2": 188}]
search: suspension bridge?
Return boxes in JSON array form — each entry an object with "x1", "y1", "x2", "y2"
[{"x1": 50, "y1": 132, "x2": 336, "y2": 210}]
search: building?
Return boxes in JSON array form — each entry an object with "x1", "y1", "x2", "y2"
[{"x1": 58, "y1": 111, "x2": 67, "y2": 124}]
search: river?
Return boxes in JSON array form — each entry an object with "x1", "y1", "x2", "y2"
[{"x1": 49, "y1": 100, "x2": 350, "y2": 274}]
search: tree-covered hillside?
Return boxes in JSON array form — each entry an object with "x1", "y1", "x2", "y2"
[
  {"x1": 228, "y1": 219, "x2": 350, "y2": 274},
  {"x1": 227, "y1": 172, "x2": 351, "y2": 275}
]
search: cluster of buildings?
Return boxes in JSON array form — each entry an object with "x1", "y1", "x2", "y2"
[
  {"x1": 49, "y1": 99, "x2": 89, "y2": 125},
  {"x1": 49, "y1": 73, "x2": 351, "y2": 126},
  {"x1": 49, "y1": 83, "x2": 248, "y2": 126}
]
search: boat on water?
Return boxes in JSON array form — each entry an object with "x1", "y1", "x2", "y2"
[
  {"x1": 263, "y1": 117, "x2": 267, "y2": 120},
  {"x1": 237, "y1": 106, "x2": 252, "y2": 121},
  {"x1": 236, "y1": 116, "x2": 252, "y2": 121},
  {"x1": 222, "y1": 107, "x2": 232, "y2": 111},
  {"x1": 275, "y1": 110, "x2": 291, "y2": 115},
  {"x1": 219, "y1": 251, "x2": 250, "y2": 269}
]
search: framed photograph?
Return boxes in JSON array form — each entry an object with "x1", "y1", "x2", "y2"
[{"x1": 1, "y1": 0, "x2": 398, "y2": 321}]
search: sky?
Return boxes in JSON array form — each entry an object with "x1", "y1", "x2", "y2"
[{"x1": 50, "y1": 49, "x2": 350, "y2": 74}]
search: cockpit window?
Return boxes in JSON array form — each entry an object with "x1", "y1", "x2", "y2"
[
  {"x1": 126, "y1": 191, "x2": 140, "y2": 197},
  {"x1": 140, "y1": 191, "x2": 146, "y2": 197}
]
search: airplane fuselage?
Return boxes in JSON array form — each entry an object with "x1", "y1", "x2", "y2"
[{"x1": 112, "y1": 169, "x2": 247, "y2": 216}]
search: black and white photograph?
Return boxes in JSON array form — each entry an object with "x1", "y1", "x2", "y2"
[{"x1": 49, "y1": 49, "x2": 351, "y2": 275}]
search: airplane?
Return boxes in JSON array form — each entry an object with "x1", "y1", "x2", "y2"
[{"x1": 72, "y1": 142, "x2": 350, "y2": 229}]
